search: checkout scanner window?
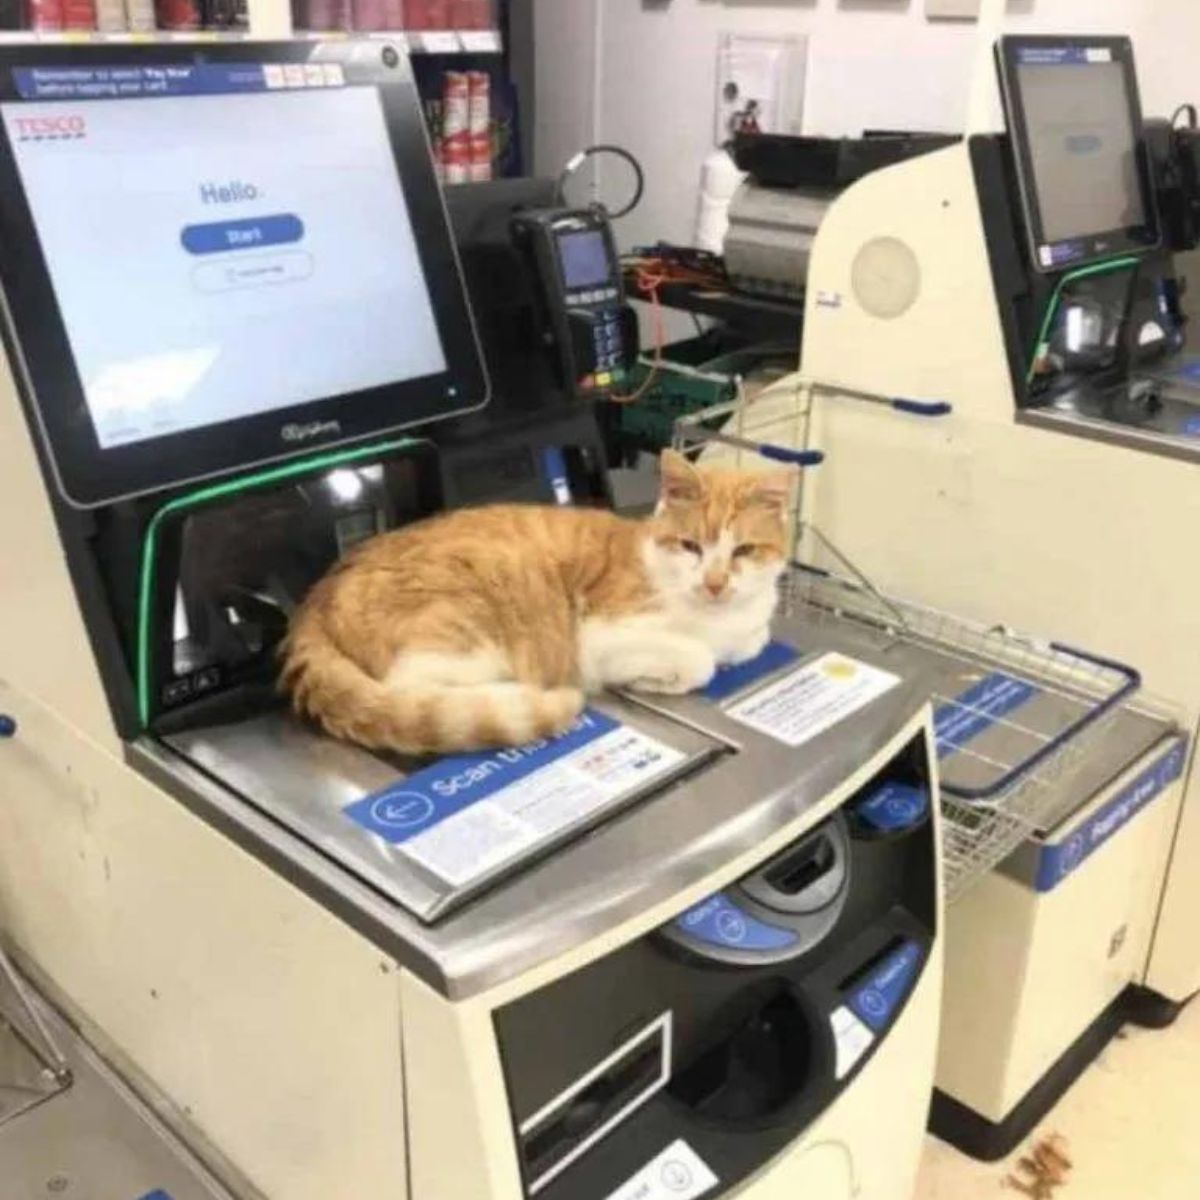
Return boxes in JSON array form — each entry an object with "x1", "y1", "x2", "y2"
[
  {"x1": 172, "y1": 458, "x2": 419, "y2": 683},
  {"x1": 999, "y1": 38, "x2": 1159, "y2": 273},
  {"x1": 0, "y1": 44, "x2": 487, "y2": 508},
  {"x1": 558, "y1": 230, "x2": 612, "y2": 291}
]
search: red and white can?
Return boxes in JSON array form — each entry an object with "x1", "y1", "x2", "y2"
[
  {"x1": 26, "y1": 0, "x2": 64, "y2": 29},
  {"x1": 442, "y1": 70, "x2": 470, "y2": 137},
  {"x1": 466, "y1": 69, "x2": 489, "y2": 134},
  {"x1": 405, "y1": 0, "x2": 446, "y2": 27},
  {"x1": 349, "y1": 0, "x2": 385, "y2": 28},
  {"x1": 442, "y1": 132, "x2": 469, "y2": 185},
  {"x1": 452, "y1": 0, "x2": 489, "y2": 28},
  {"x1": 468, "y1": 131, "x2": 492, "y2": 182},
  {"x1": 154, "y1": 0, "x2": 200, "y2": 27},
  {"x1": 297, "y1": 0, "x2": 349, "y2": 26},
  {"x1": 61, "y1": 0, "x2": 95, "y2": 25}
]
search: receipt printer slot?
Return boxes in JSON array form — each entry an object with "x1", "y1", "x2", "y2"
[
  {"x1": 767, "y1": 836, "x2": 836, "y2": 896},
  {"x1": 519, "y1": 1014, "x2": 670, "y2": 1193},
  {"x1": 741, "y1": 818, "x2": 849, "y2": 916}
]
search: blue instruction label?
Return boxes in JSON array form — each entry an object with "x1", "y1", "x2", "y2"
[
  {"x1": 935, "y1": 672, "x2": 1039, "y2": 758},
  {"x1": 14, "y1": 64, "x2": 279, "y2": 101},
  {"x1": 1175, "y1": 361, "x2": 1200, "y2": 384},
  {"x1": 344, "y1": 709, "x2": 619, "y2": 845},
  {"x1": 854, "y1": 782, "x2": 929, "y2": 833},
  {"x1": 848, "y1": 941, "x2": 923, "y2": 1033},
  {"x1": 137, "y1": 1191, "x2": 174, "y2": 1200},
  {"x1": 704, "y1": 641, "x2": 801, "y2": 702},
  {"x1": 1181, "y1": 415, "x2": 1200, "y2": 439},
  {"x1": 676, "y1": 893, "x2": 798, "y2": 953},
  {"x1": 1036, "y1": 740, "x2": 1188, "y2": 893},
  {"x1": 1017, "y1": 46, "x2": 1097, "y2": 66}
]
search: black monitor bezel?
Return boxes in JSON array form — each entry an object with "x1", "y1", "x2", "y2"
[
  {"x1": 996, "y1": 35, "x2": 1160, "y2": 276},
  {"x1": 0, "y1": 40, "x2": 489, "y2": 509}
]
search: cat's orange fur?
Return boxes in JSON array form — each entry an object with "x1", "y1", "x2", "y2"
[{"x1": 281, "y1": 450, "x2": 793, "y2": 754}]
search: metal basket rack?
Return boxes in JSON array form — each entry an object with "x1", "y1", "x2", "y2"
[
  {"x1": 782, "y1": 566, "x2": 1139, "y2": 900},
  {"x1": 0, "y1": 937, "x2": 71, "y2": 1127},
  {"x1": 672, "y1": 385, "x2": 1143, "y2": 901}
]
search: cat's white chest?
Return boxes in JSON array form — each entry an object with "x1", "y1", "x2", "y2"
[{"x1": 669, "y1": 593, "x2": 776, "y2": 663}]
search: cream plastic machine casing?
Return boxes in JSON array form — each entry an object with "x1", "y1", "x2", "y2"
[{"x1": 1, "y1": 532, "x2": 946, "y2": 1200}]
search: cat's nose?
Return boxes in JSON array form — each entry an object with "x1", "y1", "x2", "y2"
[{"x1": 703, "y1": 575, "x2": 728, "y2": 598}]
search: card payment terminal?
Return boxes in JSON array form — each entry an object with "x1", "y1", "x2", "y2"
[{"x1": 512, "y1": 206, "x2": 640, "y2": 400}]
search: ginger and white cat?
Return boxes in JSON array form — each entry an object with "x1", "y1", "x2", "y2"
[{"x1": 282, "y1": 450, "x2": 794, "y2": 755}]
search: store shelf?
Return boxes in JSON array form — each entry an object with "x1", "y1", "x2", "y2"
[
  {"x1": 0, "y1": 28, "x2": 502, "y2": 52},
  {"x1": 294, "y1": 29, "x2": 503, "y2": 52},
  {"x1": 0, "y1": 29, "x2": 250, "y2": 41}
]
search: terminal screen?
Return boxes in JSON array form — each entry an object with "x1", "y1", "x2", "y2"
[
  {"x1": 2, "y1": 64, "x2": 448, "y2": 450},
  {"x1": 558, "y1": 230, "x2": 612, "y2": 290},
  {"x1": 1015, "y1": 48, "x2": 1147, "y2": 247}
]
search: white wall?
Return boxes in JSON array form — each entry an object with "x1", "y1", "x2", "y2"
[{"x1": 533, "y1": 0, "x2": 1183, "y2": 253}]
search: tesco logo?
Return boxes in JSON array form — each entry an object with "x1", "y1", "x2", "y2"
[{"x1": 13, "y1": 114, "x2": 86, "y2": 142}]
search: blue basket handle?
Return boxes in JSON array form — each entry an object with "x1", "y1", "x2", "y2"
[
  {"x1": 756, "y1": 445, "x2": 825, "y2": 467},
  {"x1": 891, "y1": 398, "x2": 953, "y2": 418}
]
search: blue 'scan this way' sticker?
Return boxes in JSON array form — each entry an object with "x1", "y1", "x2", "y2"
[{"x1": 344, "y1": 709, "x2": 620, "y2": 844}]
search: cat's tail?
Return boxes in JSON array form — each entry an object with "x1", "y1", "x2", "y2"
[{"x1": 281, "y1": 624, "x2": 584, "y2": 755}]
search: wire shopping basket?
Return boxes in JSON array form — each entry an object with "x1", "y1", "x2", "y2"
[
  {"x1": 783, "y1": 566, "x2": 1140, "y2": 899},
  {"x1": 673, "y1": 383, "x2": 1143, "y2": 901}
]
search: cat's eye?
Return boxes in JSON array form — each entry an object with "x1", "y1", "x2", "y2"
[
  {"x1": 679, "y1": 539, "x2": 702, "y2": 555},
  {"x1": 732, "y1": 544, "x2": 756, "y2": 559}
]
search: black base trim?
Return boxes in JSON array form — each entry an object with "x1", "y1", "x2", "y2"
[
  {"x1": 929, "y1": 987, "x2": 1132, "y2": 1162},
  {"x1": 1124, "y1": 984, "x2": 1194, "y2": 1031}
]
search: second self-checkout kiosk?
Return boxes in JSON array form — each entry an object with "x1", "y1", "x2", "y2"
[
  {"x1": 0, "y1": 40, "x2": 946, "y2": 1200},
  {"x1": 789, "y1": 26, "x2": 1200, "y2": 1159}
]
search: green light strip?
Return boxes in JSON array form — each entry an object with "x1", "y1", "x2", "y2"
[
  {"x1": 1025, "y1": 255, "x2": 1142, "y2": 386},
  {"x1": 136, "y1": 438, "x2": 422, "y2": 728}
]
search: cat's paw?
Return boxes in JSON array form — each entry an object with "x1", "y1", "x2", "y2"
[
  {"x1": 629, "y1": 645, "x2": 717, "y2": 695},
  {"x1": 721, "y1": 628, "x2": 772, "y2": 666}
]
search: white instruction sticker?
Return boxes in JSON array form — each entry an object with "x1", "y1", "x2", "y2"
[
  {"x1": 397, "y1": 721, "x2": 685, "y2": 888},
  {"x1": 605, "y1": 1139, "x2": 719, "y2": 1200},
  {"x1": 830, "y1": 1005, "x2": 875, "y2": 1080},
  {"x1": 726, "y1": 652, "x2": 901, "y2": 748}
]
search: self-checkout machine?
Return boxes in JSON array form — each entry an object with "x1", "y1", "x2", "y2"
[
  {"x1": 764, "y1": 0, "x2": 1200, "y2": 1161},
  {"x1": 0, "y1": 39, "x2": 949, "y2": 1200}
]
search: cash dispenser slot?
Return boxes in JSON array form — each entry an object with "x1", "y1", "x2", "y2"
[{"x1": 519, "y1": 1014, "x2": 671, "y2": 1194}]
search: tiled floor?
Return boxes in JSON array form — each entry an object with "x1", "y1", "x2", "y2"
[{"x1": 914, "y1": 997, "x2": 1200, "y2": 1198}]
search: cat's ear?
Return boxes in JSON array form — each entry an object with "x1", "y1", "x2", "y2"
[
  {"x1": 746, "y1": 467, "x2": 798, "y2": 514},
  {"x1": 659, "y1": 449, "x2": 704, "y2": 507}
]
